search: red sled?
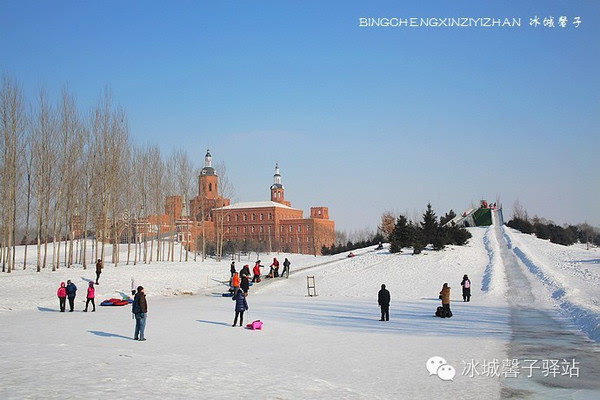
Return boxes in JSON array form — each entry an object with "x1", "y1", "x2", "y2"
[{"x1": 245, "y1": 320, "x2": 263, "y2": 330}]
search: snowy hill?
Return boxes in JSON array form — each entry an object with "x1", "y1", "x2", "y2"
[{"x1": 1, "y1": 215, "x2": 600, "y2": 399}]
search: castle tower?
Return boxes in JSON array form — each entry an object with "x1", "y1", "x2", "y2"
[
  {"x1": 199, "y1": 149, "x2": 218, "y2": 199},
  {"x1": 270, "y1": 163, "x2": 285, "y2": 204}
]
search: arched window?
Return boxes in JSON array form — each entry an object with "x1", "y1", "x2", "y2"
[{"x1": 209, "y1": 183, "x2": 212, "y2": 192}]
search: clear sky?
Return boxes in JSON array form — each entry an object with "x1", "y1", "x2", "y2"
[{"x1": 2, "y1": 1, "x2": 599, "y2": 232}]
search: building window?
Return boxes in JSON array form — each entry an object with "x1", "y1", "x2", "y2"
[
  {"x1": 260, "y1": 213, "x2": 264, "y2": 220},
  {"x1": 268, "y1": 226, "x2": 271, "y2": 233},
  {"x1": 243, "y1": 214, "x2": 247, "y2": 221},
  {"x1": 281, "y1": 226, "x2": 284, "y2": 233},
  {"x1": 251, "y1": 226, "x2": 255, "y2": 233},
  {"x1": 236, "y1": 227, "x2": 239, "y2": 233},
  {"x1": 227, "y1": 227, "x2": 231, "y2": 233},
  {"x1": 268, "y1": 212, "x2": 272, "y2": 220},
  {"x1": 260, "y1": 226, "x2": 264, "y2": 233},
  {"x1": 289, "y1": 225, "x2": 292, "y2": 232},
  {"x1": 298, "y1": 225, "x2": 301, "y2": 233},
  {"x1": 209, "y1": 183, "x2": 212, "y2": 192},
  {"x1": 252, "y1": 213, "x2": 256, "y2": 221},
  {"x1": 226, "y1": 215, "x2": 230, "y2": 222},
  {"x1": 235, "y1": 214, "x2": 239, "y2": 222}
]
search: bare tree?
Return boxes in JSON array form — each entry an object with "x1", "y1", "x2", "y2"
[
  {"x1": 214, "y1": 161, "x2": 234, "y2": 262},
  {"x1": 1, "y1": 75, "x2": 27, "y2": 272}
]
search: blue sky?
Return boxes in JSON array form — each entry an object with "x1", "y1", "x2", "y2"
[{"x1": 1, "y1": 1, "x2": 599, "y2": 231}]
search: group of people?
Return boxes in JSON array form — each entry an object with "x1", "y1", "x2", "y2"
[
  {"x1": 56, "y1": 258, "x2": 106, "y2": 313},
  {"x1": 227, "y1": 257, "x2": 291, "y2": 327},
  {"x1": 230, "y1": 258, "x2": 292, "y2": 293},
  {"x1": 56, "y1": 280, "x2": 97, "y2": 312},
  {"x1": 377, "y1": 274, "x2": 473, "y2": 320}
]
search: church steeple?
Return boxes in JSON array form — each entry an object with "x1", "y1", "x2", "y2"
[
  {"x1": 273, "y1": 163, "x2": 282, "y2": 186},
  {"x1": 204, "y1": 149, "x2": 212, "y2": 168},
  {"x1": 270, "y1": 163, "x2": 285, "y2": 203}
]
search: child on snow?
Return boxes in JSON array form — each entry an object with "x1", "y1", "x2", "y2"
[
  {"x1": 232, "y1": 290, "x2": 248, "y2": 327},
  {"x1": 231, "y1": 272, "x2": 240, "y2": 296},
  {"x1": 84, "y1": 281, "x2": 96, "y2": 312},
  {"x1": 57, "y1": 282, "x2": 67, "y2": 312},
  {"x1": 281, "y1": 258, "x2": 291, "y2": 278},
  {"x1": 240, "y1": 265, "x2": 251, "y2": 295},
  {"x1": 461, "y1": 274, "x2": 471, "y2": 302}
]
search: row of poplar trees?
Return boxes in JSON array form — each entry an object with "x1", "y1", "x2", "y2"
[{"x1": 0, "y1": 74, "x2": 226, "y2": 273}]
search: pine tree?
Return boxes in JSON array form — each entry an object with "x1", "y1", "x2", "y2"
[
  {"x1": 412, "y1": 226, "x2": 425, "y2": 255},
  {"x1": 421, "y1": 203, "x2": 438, "y2": 245},
  {"x1": 390, "y1": 215, "x2": 412, "y2": 253},
  {"x1": 440, "y1": 210, "x2": 456, "y2": 226}
]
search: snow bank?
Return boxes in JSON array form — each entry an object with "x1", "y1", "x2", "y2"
[{"x1": 503, "y1": 226, "x2": 600, "y2": 342}]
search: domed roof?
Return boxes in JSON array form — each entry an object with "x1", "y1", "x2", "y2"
[{"x1": 201, "y1": 166, "x2": 216, "y2": 176}]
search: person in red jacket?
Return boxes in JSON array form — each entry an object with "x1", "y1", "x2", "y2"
[
  {"x1": 270, "y1": 258, "x2": 280, "y2": 277},
  {"x1": 252, "y1": 261, "x2": 261, "y2": 283},
  {"x1": 231, "y1": 272, "x2": 240, "y2": 296},
  {"x1": 57, "y1": 282, "x2": 67, "y2": 312},
  {"x1": 84, "y1": 281, "x2": 96, "y2": 312}
]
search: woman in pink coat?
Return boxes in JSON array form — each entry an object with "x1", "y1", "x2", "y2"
[
  {"x1": 57, "y1": 282, "x2": 67, "y2": 312},
  {"x1": 84, "y1": 281, "x2": 96, "y2": 312}
]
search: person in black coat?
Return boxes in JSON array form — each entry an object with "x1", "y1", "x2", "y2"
[
  {"x1": 132, "y1": 286, "x2": 148, "y2": 341},
  {"x1": 232, "y1": 290, "x2": 248, "y2": 327},
  {"x1": 461, "y1": 274, "x2": 471, "y2": 302},
  {"x1": 281, "y1": 258, "x2": 291, "y2": 278},
  {"x1": 240, "y1": 265, "x2": 251, "y2": 295},
  {"x1": 66, "y1": 280, "x2": 77, "y2": 312},
  {"x1": 378, "y1": 284, "x2": 390, "y2": 321}
]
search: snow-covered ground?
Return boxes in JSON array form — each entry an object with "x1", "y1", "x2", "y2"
[{"x1": 1, "y1": 221, "x2": 599, "y2": 399}]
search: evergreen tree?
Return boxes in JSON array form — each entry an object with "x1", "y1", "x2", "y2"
[
  {"x1": 421, "y1": 203, "x2": 438, "y2": 245},
  {"x1": 390, "y1": 215, "x2": 411, "y2": 253},
  {"x1": 440, "y1": 210, "x2": 457, "y2": 226},
  {"x1": 412, "y1": 225, "x2": 425, "y2": 255}
]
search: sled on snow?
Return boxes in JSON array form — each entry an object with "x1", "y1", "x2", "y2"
[
  {"x1": 101, "y1": 298, "x2": 133, "y2": 306},
  {"x1": 245, "y1": 320, "x2": 263, "y2": 330}
]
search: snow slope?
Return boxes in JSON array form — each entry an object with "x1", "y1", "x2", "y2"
[{"x1": 1, "y1": 225, "x2": 599, "y2": 399}]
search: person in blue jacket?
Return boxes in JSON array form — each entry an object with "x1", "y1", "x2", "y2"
[
  {"x1": 66, "y1": 280, "x2": 77, "y2": 312},
  {"x1": 232, "y1": 290, "x2": 248, "y2": 327}
]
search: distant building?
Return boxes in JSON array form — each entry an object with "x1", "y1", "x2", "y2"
[
  {"x1": 94, "y1": 149, "x2": 335, "y2": 255},
  {"x1": 180, "y1": 151, "x2": 335, "y2": 255}
]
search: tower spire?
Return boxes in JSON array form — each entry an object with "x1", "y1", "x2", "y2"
[
  {"x1": 204, "y1": 148, "x2": 212, "y2": 168},
  {"x1": 273, "y1": 162, "x2": 282, "y2": 186}
]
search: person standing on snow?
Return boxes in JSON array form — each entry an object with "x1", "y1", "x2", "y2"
[
  {"x1": 240, "y1": 264, "x2": 251, "y2": 295},
  {"x1": 232, "y1": 290, "x2": 248, "y2": 327},
  {"x1": 230, "y1": 261, "x2": 236, "y2": 278},
  {"x1": 66, "y1": 280, "x2": 77, "y2": 312},
  {"x1": 440, "y1": 283, "x2": 452, "y2": 317},
  {"x1": 132, "y1": 286, "x2": 148, "y2": 341},
  {"x1": 270, "y1": 257, "x2": 280, "y2": 277},
  {"x1": 57, "y1": 282, "x2": 67, "y2": 312},
  {"x1": 281, "y1": 258, "x2": 291, "y2": 278},
  {"x1": 252, "y1": 262, "x2": 261, "y2": 283},
  {"x1": 461, "y1": 274, "x2": 471, "y2": 302},
  {"x1": 378, "y1": 284, "x2": 390, "y2": 321},
  {"x1": 95, "y1": 258, "x2": 103, "y2": 284},
  {"x1": 231, "y1": 272, "x2": 240, "y2": 296},
  {"x1": 84, "y1": 281, "x2": 96, "y2": 312}
]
